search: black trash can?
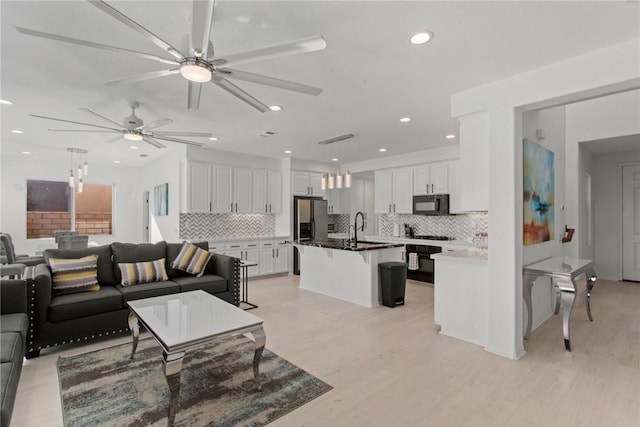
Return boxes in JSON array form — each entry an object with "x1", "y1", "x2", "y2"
[{"x1": 378, "y1": 261, "x2": 407, "y2": 308}]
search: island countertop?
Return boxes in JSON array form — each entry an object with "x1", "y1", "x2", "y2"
[{"x1": 294, "y1": 239, "x2": 404, "y2": 252}]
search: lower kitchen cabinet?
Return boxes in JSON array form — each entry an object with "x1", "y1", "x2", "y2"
[{"x1": 211, "y1": 239, "x2": 290, "y2": 278}]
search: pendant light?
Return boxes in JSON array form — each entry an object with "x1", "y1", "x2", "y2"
[
  {"x1": 67, "y1": 148, "x2": 88, "y2": 193},
  {"x1": 321, "y1": 173, "x2": 327, "y2": 190},
  {"x1": 345, "y1": 170, "x2": 351, "y2": 188},
  {"x1": 336, "y1": 171, "x2": 343, "y2": 189}
]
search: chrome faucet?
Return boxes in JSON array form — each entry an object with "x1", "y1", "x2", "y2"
[{"x1": 354, "y1": 211, "x2": 365, "y2": 245}]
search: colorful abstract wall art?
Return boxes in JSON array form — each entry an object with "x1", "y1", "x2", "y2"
[{"x1": 523, "y1": 139, "x2": 554, "y2": 245}]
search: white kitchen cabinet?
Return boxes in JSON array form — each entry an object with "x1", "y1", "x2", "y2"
[
  {"x1": 208, "y1": 241, "x2": 226, "y2": 254},
  {"x1": 374, "y1": 167, "x2": 413, "y2": 213},
  {"x1": 351, "y1": 177, "x2": 376, "y2": 236},
  {"x1": 448, "y1": 160, "x2": 462, "y2": 214},
  {"x1": 227, "y1": 241, "x2": 259, "y2": 276},
  {"x1": 212, "y1": 165, "x2": 252, "y2": 213},
  {"x1": 253, "y1": 169, "x2": 281, "y2": 213},
  {"x1": 275, "y1": 242, "x2": 289, "y2": 272},
  {"x1": 292, "y1": 171, "x2": 325, "y2": 197},
  {"x1": 413, "y1": 163, "x2": 449, "y2": 195},
  {"x1": 326, "y1": 188, "x2": 350, "y2": 214},
  {"x1": 259, "y1": 240, "x2": 289, "y2": 275},
  {"x1": 458, "y1": 111, "x2": 489, "y2": 211},
  {"x1": 187, "y1": 162, "x2": 212, "y2": 213}
]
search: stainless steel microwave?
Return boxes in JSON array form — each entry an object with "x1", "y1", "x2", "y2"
[{"x1": 412, "y1": 194, "x2": 450, "y2": 215}]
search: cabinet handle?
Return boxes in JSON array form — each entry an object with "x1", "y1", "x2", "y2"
[
  {"x1": 272, "y1": 248, "x2": 275, "y2": 257},
  {"x1": 431, "y1": 183, "x2": 434, "y2": 193},
  {"x1": 426, "y1": 185, "x2": 429, "y2": 194},
  {"x1": 209, "y1": 202, "x2": 212, "y2": 211},
  {"x1": 265, "y1": 203, "x2": 268, "y2": 212},
  {"x1": 231, "y1": 202, "x2": 233, "y2": 212},
  {"x1": 269, "y1": 204, "x2": 272, "y2": 213},
  {"x1": 235, "y1": 203, "x2": 238, "y2": 212},
  {"x1": 276, "y1": 248, "x2": 279, "y2": 257},
  {"x1": 389, "y1": 204, "x2": 392, "y2": 213}
]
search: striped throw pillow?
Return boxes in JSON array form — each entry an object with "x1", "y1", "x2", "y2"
[
  {"x1": 49, "y1": 255, "x2": 100, "y2": 295},
  {"x1": 118, "y1": 258, "x2": 168, "y2": 286},
  {"x1": 170, "y1": 242, "x2": 212, "y2": 277}
]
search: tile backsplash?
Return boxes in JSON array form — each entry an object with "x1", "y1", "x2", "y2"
[
  {"x1": 329, "y1": 214, "x2": 350, "y2": 233},
  {"x1": 180, "y1": 213, "x2": 275, "y2": 240},
  {"x1": 379, "y1": 212, "x2": 488, "y2": 242}
]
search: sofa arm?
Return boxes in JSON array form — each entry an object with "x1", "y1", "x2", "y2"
[
  {"x1": 210, "y1": 254, "x2": 240, "y2": 305},
  {"x1": 0, "y1": 279, "x2": 27, "y2": 315},
  {"x1": 25, "y1": 264, "x2": 52, "y2": 330}
]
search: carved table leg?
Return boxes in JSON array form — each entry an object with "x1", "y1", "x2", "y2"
[
  {"x1": 163, "y1": 351, "x2": 185, "y2": 427},
  {"x1": 585, "y1": 270, "x2": 597, "y2": 322},
  {"x1": 556, "y1": 277, "x2": 577, "y2": 351},
  {"x1": 251, "y1": 328, "x2": 266, "y2": 391},
  {"x1": 128, "y1": 311, "x2": 139, "y2": 359},
  {"x1": 523, "y1": 272, "x2": 536, "y2": 339}
]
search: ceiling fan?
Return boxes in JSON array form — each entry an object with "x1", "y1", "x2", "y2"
[
  {"x1": 30, "y1": 101, "x2": 211, "y2": 149},
  {"x1": 16, "y1": 0, "x2": 327, "y2": 112}
]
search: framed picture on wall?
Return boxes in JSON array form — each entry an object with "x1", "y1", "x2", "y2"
[
  {"x1": 523, "y1": 138, "x2": 555, "y2": 245},
  {"x1": 154, "y1": 183, "x2": 168, "y2": 216}
]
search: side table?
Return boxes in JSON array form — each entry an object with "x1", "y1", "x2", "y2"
[{"x1": 239, "y1": 260, "x2": 259, "y2": 310}]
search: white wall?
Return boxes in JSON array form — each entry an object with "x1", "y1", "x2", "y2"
[
  {"x1": 565, "y1": 89, "x2": 640, "y2": 259},
  {"x1": 522, "y1": 106, "x2": 567, "y2": 331},
  {"x1": 344, "y1": 145, "x2": 459, "y2": 173},
  {"x1": 141, "y1": 149, "x2": 185, "y2": 243},
  {"x1": 451, "y1": 38, "x2": 640, "y2": 359},
  {"x1": 593, "y1": 150, "x2": 640, "y2": 279},
  {"x1": 0, "y1": 151, "x2": 142, "y2": 253}
]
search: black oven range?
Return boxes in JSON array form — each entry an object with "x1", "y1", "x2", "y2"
[{"x1": 405, "y1": 240, "x2": 446, "y2": 283}]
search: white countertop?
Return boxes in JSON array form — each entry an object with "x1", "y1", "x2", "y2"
[{"x1": 432, "y1": 248, "x2": 488, "y2": 264}]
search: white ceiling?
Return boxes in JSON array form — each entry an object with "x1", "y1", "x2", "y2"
[
  {"x1": 581, "y1": 133, "x2": 640, "y2": 154},
  {"x1": 2, "y1": 1, "x2": 639, "y2": 168}
]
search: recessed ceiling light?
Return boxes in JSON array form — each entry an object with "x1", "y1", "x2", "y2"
[
  {"x1": 379, "y1": 148, "x2": 387, "y2": 152},
  {"x1": 0, "y1": 99, "x2": 13, "y2": 105},
  {"x1": 11, "y1": 129, "x2": 23, "y2": 134},
  {"x1": 114, "y1": 160, "x2": 121, "y2": 164},
  {"x1": 284, "y1": 150, "x2": 292, "y2": 154},
  {"x1": 208, "y1": 137, "x2": 218, "y2": 141},
  {"x1": 21, "y1": 151, "x2": 31, "y2": 155},
  {"x1": 332, "y1": 158, "x2": 339, "y2": 162},
  {"x1": 129, "y1": 146, "x2": 138, "y2": 150},
  {"x1": 410, "y1": 30, "x2": 434, "y2": 45},
  {"x1": 445, "y1": 134, "x2": 456, "y2": 139},
  {"x1": 269, "y1": 105, "x2": 282, "y2": 112},
  {"x1": 400, "y1": 117, "x2": 412, "y2": 123}
]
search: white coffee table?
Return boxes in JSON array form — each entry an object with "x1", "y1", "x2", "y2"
[{"x1": 127, "y1": 290, "x2": 266, "y2": 426}]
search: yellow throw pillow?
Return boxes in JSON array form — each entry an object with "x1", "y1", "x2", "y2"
[
  {"x1": 170, "y1": 242, "x2": 212, "y2": 277},
  {"x1": 48, "y1": 255, "x2": 100, "y2": 295},
  {"x1": 118, "y1": 258, "x2": 168, "y2": 286}
]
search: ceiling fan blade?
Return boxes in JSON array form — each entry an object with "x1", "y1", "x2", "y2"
[
  {"x1": 213, "y1": 36, "x2": 327, "y2": 68},
  {"x1": 143, "y1": 136, "x2": 166, "y2": 149},
  {"x1": 152, "y1": 131, "x2": 213, "y2": 137},
  {"x1": 191, "y1": 0, "x2": 215, "y2": 59},
  {"x1": 153, "y1": 135, "x2": 204, "y2": 147},
  {"x1": 88, "y1": 0, "x2": 186, "y2": 60},
  {"x1": 219, "y1": 68, "x2": 323, "y2": 96},
  {"x1": 138, "y1": 118, "x2": 172, "y2": 131},
  {"x1": 48, "y1": 129, "x2": 119, "y2": 133},
  {"x1": 104, "y1": 68, "x2": 181, "y2": 86},
  {"x1": 79, "y1": 108, "x2": 124, "y2": 128},
  {"x1": 29, "y1": 114, "x2": 120, "y2": 131},
  {"x1": 187, "y1": 81, "x2": 203, "y2": 110},
  {"x1": 104, "y1": 134, "x2": 124, "y2": 143},
  {"x1": 15, "y1": 27, "x2": 176, "y2": 65},
  {"x1": 211, "y1": 76, "x2": 269, "y2": 112}
]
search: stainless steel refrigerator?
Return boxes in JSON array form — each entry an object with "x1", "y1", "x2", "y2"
[{"x1": 293, "y1": 196, "x2": 328, "y2": 274}]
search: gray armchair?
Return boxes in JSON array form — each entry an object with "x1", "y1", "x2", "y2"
[
  {"x1": 0, "y1": 233, "x2": 44, "y2": 267},
  {"x1": 57, "y1": 234, "x2": 89, "y2": 250}
]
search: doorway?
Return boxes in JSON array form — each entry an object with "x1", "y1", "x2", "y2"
[
  {"x1": 622, "y1": 163, "x2": 640, "y2": 281},
  {"x1": 142, "y1": 191, "x2": 150, "y2": 243}
]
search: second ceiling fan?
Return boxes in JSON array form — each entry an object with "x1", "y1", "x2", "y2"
[{"x1": 16, "y1": 0, "x2": 327, "y2": 112}]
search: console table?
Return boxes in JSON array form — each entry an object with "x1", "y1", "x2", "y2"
[{"x1": 523, "y1": 257, "x2": 597, "y2": 351}]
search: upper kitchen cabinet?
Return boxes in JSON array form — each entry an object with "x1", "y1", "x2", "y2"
[
  {"x1": 326, "y1": 188, "x2": 350, "y2": 214},
  {"x1": 413, "y1": 163, "x2": 449, "y2": 195},
  {"x1": 351, "y1": 177, "x2": 376, "y2": 236},
  {"x1": 292, "y1": 171, "x2": 325, "y2": 197},
  {"x1": 253, "y1": 169, "x2": 282, "y2": 214},
  {"x1": 374, "y1": 167, "x2": 413, "y2": 214},
  {"x1": 458, "y1": 111, "x2": 489, "y2": 211},
  {"x1": 187, "y1": 162, "x2": 212, "y2": 213},
  {"x1": 187, "y1": 162, "x2": 252, "y2": 213},
  {"x1": 448, "y1": 160, "x2": 462, "y2": 213}
]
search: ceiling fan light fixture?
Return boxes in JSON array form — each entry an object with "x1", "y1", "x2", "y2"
[
  {"x1": 124, "y1": 132, "x2": 143, "y2": 141},
  {"x1": 180, "y1": 62, "x2": 212, "y2": 83}
]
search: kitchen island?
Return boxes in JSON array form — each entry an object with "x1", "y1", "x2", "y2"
[{"x1": 293, "y1": 239, "x2": 405, "y2": 308}]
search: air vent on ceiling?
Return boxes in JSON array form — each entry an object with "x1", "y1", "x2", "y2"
[{"x1": 317, "y1": 133, "x2": 354, "y2": 145}]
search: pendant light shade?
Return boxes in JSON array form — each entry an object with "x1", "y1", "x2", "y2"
[
  {"x1": 321, "y1": 173, "x2": 327, "y2": 190},
  {"x1": 68, "y1": 170, "x2": 74, "y2": 188},
  {"x1": 345, "y1": 170, "x2": 351, "y2": 188},
  {"x1": 336, "y1": 171, "x2": 343, "y2": 189},
  {"x1": 328, "y1": 173, "x2": 335, "y2": 189},
  {"x1": 83, "y1": 161, "x2": 89, "y2": 175},
  {"x1": 77, "y1": 179, "x2": 84, "y2": 193}
]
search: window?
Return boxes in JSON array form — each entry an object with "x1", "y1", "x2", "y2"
[{"x1": 26, "y1": 180, "x2": 113, "y2": 239}]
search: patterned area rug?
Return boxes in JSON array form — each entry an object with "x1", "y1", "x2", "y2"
[{"x1": 57, "y1": 335, "x2": 332, "y2": 426}]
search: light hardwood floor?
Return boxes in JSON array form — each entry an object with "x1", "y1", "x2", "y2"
[{"x1": 12, "y1": 276, "x2": 640, "y2": 427}]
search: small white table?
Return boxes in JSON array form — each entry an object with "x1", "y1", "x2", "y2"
[
  {"x1": 239, "y1": 260, "x2": 259, "y2": 310},
  {"x1": 127, "y1": 290, "x2": 266, "y2": 426},
  {"x1": 523, "y1": 257, "x2": 597, "y2": 351}
]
